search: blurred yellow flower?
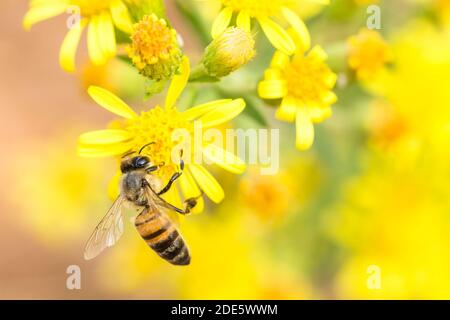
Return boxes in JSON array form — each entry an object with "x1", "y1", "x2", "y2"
[
  {"x1": 23, "y1": 0, "x2": 133, "y2": 72},
  {"x1": 327, "y1": 20, "x2": 450, "y2": 299},
  {"x1": 258, "y1": 45, "x2": 337, "y2": 150},
  {"x1": 210, "y1": 0, "x2": 328, "y2": 55},
  {"x1": 9, "y1": 135, "x2": 113, "y2": 246},
  {"x1": 98, "y1": 205, "x2": 309, "y2": 299},
  {"x1": 127, "y1": 14, "x2": 183, "y2": 81},
  {"x1": 239, "y1": 168, "x2": 295, "y2": 221},
  {"x1": 77, "y1": 57, "x2": 246, "y2": 213},
  {"x1": 347, "y1": 28, "x2": 392, "y2": 80}
]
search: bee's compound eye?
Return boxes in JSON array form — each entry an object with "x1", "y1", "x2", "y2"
[{"x1": 133, "y1": 156, "x2": 150, "y2": 168}]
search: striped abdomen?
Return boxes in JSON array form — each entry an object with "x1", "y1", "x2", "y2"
[{"x1": 134, "y1": 207, "x2": 190, "y2": 266}]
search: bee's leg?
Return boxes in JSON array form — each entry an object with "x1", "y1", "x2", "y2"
[
  {"x1": 169, "y1": 192, "x2": 203, "y2": 215},
  {"x1": 157, "y1": 151, "x2": 185, "y2": 196}
]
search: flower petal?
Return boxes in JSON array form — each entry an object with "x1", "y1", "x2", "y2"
[
  {"x1": 211, "y1": 7, "x2": 233, "y2": 38},
  {"x1": 296, "y1": 107, "x2": 314, "y2": 150},
  {"x1": 275, "y1": 97, "x2": 299, "y2": 122},
  {"x1": 78, "y1": 129, "x2": 132, "y2": 145},
  {"x1": 281, "y1": 7, "x2": 311, "y2": 53},
  {"x1": 88, "y1": 86, "x2": 137, "y2": 119},
  {"x1": 258, "y1": 79, "x2": 287, "y2": 99},
  {"x1": 236, "y1": 11, "x2": 251, "y2": 32},
  {"x1": 179, "y1": 170, "x2": 204, "y2": 214},
  {"x1": 59, "y1": 19, "x2": 86, "y2": 72},
  {"x1": 188, "y1": 164, "x2": 224, "y2": 203},
  {"x1": 310, "y1": 106, "x2": 332, "y2": 123},
  {"x1": 165, "y1": 56, "x2": 190, "y2": 109},
  {"x1": 98, "y1": 11, "x2": 116, "y2": 59},
  {"x1": 77, "y1": 142, "x2": 132, "y2": 158},
  {"x1": 87, "y1": 15, "x2": 107, "y2": 65},
  {"x1": 183, "y1": 99, "x2": 233, "y2": 121},
  {"x1": 270, "y1": 51, "x2": 290, "y2": 69},
  {"x1": 23, "y1": 3, "x2": 66, "y2": 30},
  {"x1": 198, "y1": 98, "x2": 246, "y2": 128},
  {"x1": 110, "y1": 0, "x2": 133, "y2": 33},
  {"x1": 258, "y1": 17, "x2": 295, "y2": 55},
  {"x1": 202, "y1": 144, "x2": 246, "y2": 174}
]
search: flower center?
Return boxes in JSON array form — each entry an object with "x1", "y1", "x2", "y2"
[
  {"x1": 70, "y1": 0, "x2": 112, "y2": 16},
  {"x1": 284, "y1": 54, "x2": 333, "y2": 103},
  {"x1": 127, "y1": 14, "x2": 182, "y2": 81},
  {"x1": 124, "y1": 106, "x2": 194, "y2": 180},
  {"x1": 221, "y1": 0, "x2": 292, "y2": 17}
]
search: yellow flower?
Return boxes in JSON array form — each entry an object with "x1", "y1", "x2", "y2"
[
  {"x1": 258, "y1": 45, "x2": 337, "y2": 150},
  {"x1": 347, "y1": 28, "x2": 393, "y2": 80},
  {"x1": 127, "y1": 14, "x2": 183, "y2": 81},
  {"x1": 210, "y1": 0, "x2": 328, "y2": 55},
  {"x1": 77, "y1": 57, "x2": 246, "y2": 212},
  {"x1": 23, "y1": 0, "x2": 133, "y2": 72}
]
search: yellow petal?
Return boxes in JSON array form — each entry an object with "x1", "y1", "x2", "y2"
[
  {"x1": 98, "y1": 11, "x2": 116, "y2": 59},
  {"x1": 59, "y1": 19, "x2": 86, "y2": 72},
  {"x1": 183, "y1": 99, "x2": 233, "y2": 121},
  {"x1": 179, "y1": 170, "x2": 204, "y2": 214},
  {"x1": 309, "y1": 45, "x2": 328, "y2": 61},
  {"x1": 281, "y1": 7, "x2": 311, "y2": 53},
  {"x1": 310, "y1": 106, "x2": 332, "y2": 123},
  {"x1": 258, "y1": 79, "x2": 287, "y2": 99},
  {"x1": 198, "y1": 98, "x2": 246, "y2": 128},
  {"x1": 321, "y1": 91, "x2": 338, "y2": 105},
  {"x1": 258, "y1": 17, "x2": 295, "y2": 55},
  {"x1": 88, "y1": 86, "x2": 137, "y2": 119},
  {"x1": 270, "y1": 51, "x2": 290, "y2": 69},
  {"x1": 165, "y1": 56, "x2": 190, "y2": 109},
  {"x1": 275, "y1": 97, "x2": 299, "y2": 122},
  {"x1": 78, "y1": 129, "x2": 132, "y2": 145},
  {"x1": 236, "y1": 11, "x2": 251, "y2": 32},
  {"x1": 211, "y1": 7, "x2": 233, "y2": 38},
  {"x1": 77, "y1": 142, "x2": 132, "y2": 158},
  {"x1": 296, "y1": 108, "x2": 314, "y2": 150},
  {"x1": 87, "y1": 15, "x2": 107, "y2": 65},
  {"x1": 23, "y1": 3, "x2": 66, "y2": 30},
  {"x1": 188, "y1": 164, "x2": 224, "y2": 203},
  {"x1": 202, "y1": 144, "x2": 246, "y2": 174},
  {"x1": 110, "y1": 0, "x2": 133, "y2": 33},
  {"x1": 264, "y1": 68, "x2": 282, "y2": 81}
]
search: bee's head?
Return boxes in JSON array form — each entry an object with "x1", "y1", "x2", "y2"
[
  {"x1": 120, "y1": 142, "x2": 155, "y2": 173},
  {"x1": 121, "y1": 155, "x2": 151, "y2": 173}
]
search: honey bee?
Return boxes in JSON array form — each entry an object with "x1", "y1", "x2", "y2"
[{"x1": 84, "y1": 143, "x2": 200, "y2": 265}]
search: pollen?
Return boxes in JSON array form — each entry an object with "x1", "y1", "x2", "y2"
[
  {"x1": 127, "y1": 14, "x2": 183, "y2": 81},
  {"x1": 284, "y1": 54, "x2": 334, "y2": 103},
  {"x1": 70, "y1": 0, "x2": 112, "y2": 16},
  {"x1": 221, "y1": 0, "x2": 292, "y2": 16},
  {"x1": 123, "y1": 106, "x2": 194, "y2": 179}
]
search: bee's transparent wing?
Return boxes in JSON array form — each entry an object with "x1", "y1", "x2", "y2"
[{"x1": 84, "y1": 196, "x2": 126, "y2": 260}]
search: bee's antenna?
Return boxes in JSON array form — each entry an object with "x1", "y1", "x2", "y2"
[{"x1": 139, "y1": 142, "x2": 155, "y2": 155}]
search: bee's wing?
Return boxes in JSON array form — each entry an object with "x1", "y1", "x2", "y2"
[
  {"x1": 143, "y1": 182, "x2": 185, "y2": 215},
  {"x1": 84, "y1": 196, "x2": 126, "y2": 260}
]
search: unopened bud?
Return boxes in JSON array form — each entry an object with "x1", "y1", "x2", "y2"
[{"x1": 202, "y1": 27, "x2": 255, "y2": 78}]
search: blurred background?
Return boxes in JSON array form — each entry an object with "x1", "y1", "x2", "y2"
[{"x1": 1, "y1": 0, "x2": 450, "y2": 299}]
